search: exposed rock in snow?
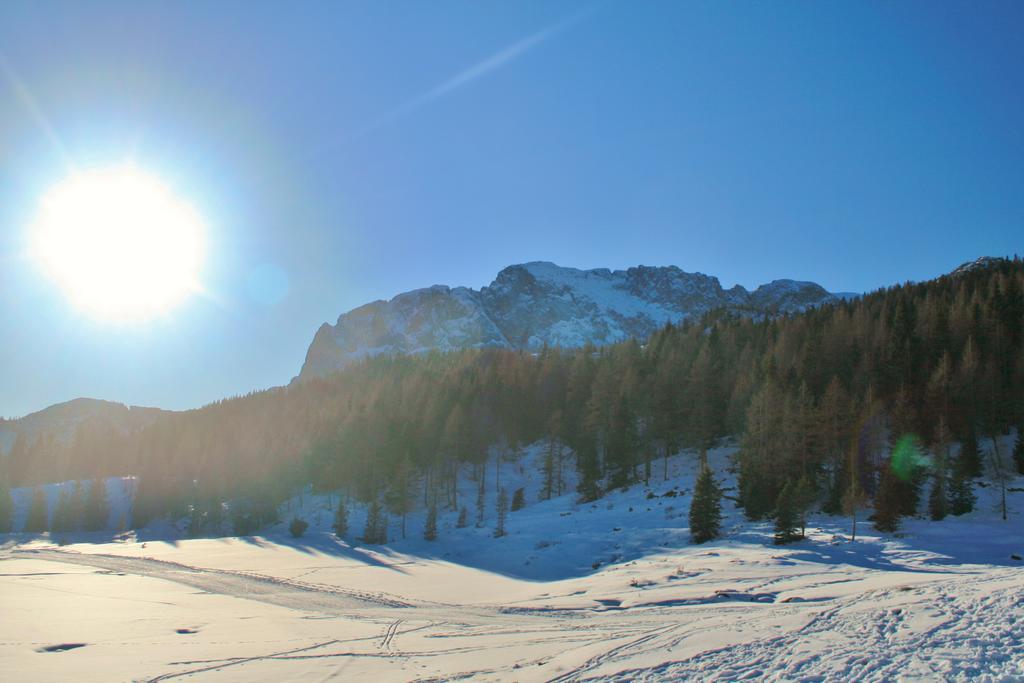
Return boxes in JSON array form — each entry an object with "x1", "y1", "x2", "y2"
[
  {"x1": 949, "y1": 256, "x2": 1009, "y2": 278},
  {"x1": 299, "y1": 262, "x2": 848, "y2": 380}
]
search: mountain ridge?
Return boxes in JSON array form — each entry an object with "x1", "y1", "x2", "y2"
[{"x1": 297, "y1": 261, "x2": 848, "y2": 382}]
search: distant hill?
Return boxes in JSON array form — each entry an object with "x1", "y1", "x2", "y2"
[{"x1": 0, "y1": 398, "x2": 167, "y2": 455}]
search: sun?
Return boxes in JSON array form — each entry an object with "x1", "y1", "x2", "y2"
[{"x1": 29, "y1": 166, "x2": 206, "y2": 321}]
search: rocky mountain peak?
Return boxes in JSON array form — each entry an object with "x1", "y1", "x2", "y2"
[{"x1": 297, "y1": 262, "x2": 847, "y2": 381}]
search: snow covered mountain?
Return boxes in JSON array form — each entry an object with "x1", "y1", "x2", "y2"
[{"x1": 298, "y1": 261, "x2": 845, "y2": 380}]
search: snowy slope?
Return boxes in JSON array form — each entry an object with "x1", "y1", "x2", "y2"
[
  {"x1": 4, "y1": 440, "x2": 1022, "y2": 681},
  {"x1": 299, "y1": 262, "x2": 846, "y2": 380}
]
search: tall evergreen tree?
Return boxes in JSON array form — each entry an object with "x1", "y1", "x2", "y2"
[
  {"x1": 793, "y1": 474, "x2": 816, "y2": 539},
  {"x1": 333, "y1": 500, "x2": 348, "y2": 537},
  {"x1": 475, "y1": 470, "x2": 486, "y2": 527},
  {"x1": 689, "y1": 466, "x2": 722, "y2": 544},
  {"x1": 575, "y1": 439, "x2": 602, "y2": 503},
  {"x1": 84, "y1": 478, "x2": 109, "y2": 531},
  {"x1": 423, "y1": 501, "x2": 438, "y2": 541},
  {"x1": 25, "y1": 487, "x2": 48, "y2": 533},
  {"x1": 928, "y1": 472, "x2": 948, "y2": 521},
  {"x1": 774, "y1": 481, "x2": 801, "y2": 545},
  {"x1": 1013, "y1": 427, "x2": 1024, "y2": 475},
  {"x1": 948, "y1": 470, "x2": 976, "y2": 516},
  {"x1": 494, "y1": 487, "x2": 509, "y2": 538},
  {"x1": 0, "y1": 481, "x2": 14, "y2": 532},
  {"x1": 958, "y1": 428, "x2": 983, "y2": 478},
  {"x1": 51, "y1": 488, "x2": 73, "y2": 533},
  {"x1": 873, "y1": 465, "x2": 903, "y2": 533},
  {"x1": 68, "y1": 481, "x2": 85, "y2": 531},
  {"x1": 605, "y1": 394, "x2": 639, "y2": 489},
  {"x1": 363, "y1": 499, "x2": 387, "y2": 544}
]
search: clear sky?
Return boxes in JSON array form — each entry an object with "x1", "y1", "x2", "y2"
[{"x1": 0, "y1": 1, "x2": 1021, "y2": 418}]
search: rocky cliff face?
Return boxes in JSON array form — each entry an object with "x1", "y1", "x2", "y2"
[{"x1": 298, "y1": 261, "x2": 845, "y2": 381}]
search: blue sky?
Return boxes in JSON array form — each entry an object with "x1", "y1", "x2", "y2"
[{"x1": 0, "y1": 1, "x2": 1021, "y2": 417}]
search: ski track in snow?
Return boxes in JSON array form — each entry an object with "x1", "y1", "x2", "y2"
[
  {"x1": 13, "y1": 548, "x2": 415, "y2": 610},
  {"x1": 592, "y1": 571, "x2": 1024, "y2": 682}
]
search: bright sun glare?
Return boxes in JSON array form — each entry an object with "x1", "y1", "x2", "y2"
[{"x1": 29, "y1": 166, "x2": 205, "y2": 321}]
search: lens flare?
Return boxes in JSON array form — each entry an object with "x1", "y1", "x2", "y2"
[{"x1": 890, "y1": 434, "x2": 931, "y2": 481}]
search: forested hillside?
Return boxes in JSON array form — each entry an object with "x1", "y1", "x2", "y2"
[{"x1": 2, "y1": 257, "x2": 1022, "y2": 536}]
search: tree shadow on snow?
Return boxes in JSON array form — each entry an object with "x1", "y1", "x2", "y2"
[{"x1": 236, "y1": 533, "x2": 411, "y2": 573}]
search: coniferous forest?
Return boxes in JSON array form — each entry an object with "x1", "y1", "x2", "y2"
[{"x1": 2, "y1": 258, "x2": 1022, "y2": 537}]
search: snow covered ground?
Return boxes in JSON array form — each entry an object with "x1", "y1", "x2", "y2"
[{"x1": 2, "y1": 446, "x2": 1023, "y2": 682}]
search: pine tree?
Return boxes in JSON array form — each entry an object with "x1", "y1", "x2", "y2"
[
  {"x1": 948, "y1": 470, "x2": 976, "y2": 516},
  {"x1": 0, "y1": 481, "x2": 14, "y2": 532},
  {"x1": 575, "y1": 439, "x2": 602, "y2": 503},
  {"x1": 774, "y1": 481, "x2": 801, "y2": 545},
  {"x1": 494, "y1": 487, "x2": 508, "y2": 538},
  {"x1": 1013, "y1": 427, "x2": 1024, "y2": 475},
  {"x1": 793, "y1": 474, "x2": 815, "y2": 539},
  {"x1": 873, "y1": 465, "x2": 903, "y2": 533},
  {"x1": 475, "y1": 472, "x2": 486, "y2": 528},
  {"x1": 84, "y1": 478, "x2": 109, "y2": 531},
  {"x1": 25, "y1": 487, "x2": 48, "y2": 533},
  {"x1": 68, "y1": 481, "x2": 84, "y2": 530},
  {"x1": 333, "y1": 500, "x2": 348, "y2": 537},
  {"x1": 541, "y1": 440, "x2": 556, "y2": 502},
  {"x1": 456, "y1": 506, "x2": 468, "y2": 528},
  {"x1": 689, "y1": 466, "x2": 722, "y2": 544},
  {"x1": 363, "y1": 499, "x2": 386, "y2": 544},
  {"x1": 928, "y1": 470, "x2": 948, "y2": 521},
  {"x1": 929, "y1": 418, "x2": 953, "y2": 521},
  {"x1": 605, "y1": 394, "x2": 638, "y2": 489},
  {"x1": 958, "y1": 428, "x2": 983, "y2": 478},
  {"x1": 510, "y1": 487, "x2": 525, "y2": 512},
  {"x1": 51, "y1": 488, "x2": 73, "y2": 533},
  {"x1": 423, "y1": 501, "x2": 438, "y2": 541}
]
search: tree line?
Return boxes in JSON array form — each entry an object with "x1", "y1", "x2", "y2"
[{"x1": 1, "y1": 257, "x2": 1021, "y2": 540}]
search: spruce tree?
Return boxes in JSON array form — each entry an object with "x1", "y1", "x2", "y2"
[
  {"x1": 333, "y1": 500, "x2": 348, "y2": 538},
  {"x1": 510, "y1": 487, "x2": 525, "y2": 512},
  {"x1": 494, "y1": 487, "x2": 508, "y2": 538},
  {"x1": 68, "y1": 481, "x2": 85, "y2": 530},
  {"x1": 928, "y1": 470, "x2": 948, "y2": 521},
  {"x1": 873, "y1": 466, "x2": 903, "y2": 533},
  {"x1": 423, "y1": 501, "x2": 438, "y2": 541},
  {"x1": 364, "y1": 499, "x2": 386, "y2": 544},
  {"x1": 948, "y1": 470, "x2": 976, "y2": 515},
  {"x1": 456, "y1": 506, "x2": 468, "y2": 528},
  {"x1": 576, "y1": 439, "x2": 602, "y2": 503},
  {"x1": 475, "y1": 474, "x2": 486, "y2": 527},
  {"x1": 793, "y1": 474, "x2": 815, "y2": 539},
  {"x1": 84, "y1": 478, "x2": 109, "y2": 531},
  {"x1": 773, "y1": 481, "x2": 800, "y2": 545},
  {"x1": 25, "y1": 487, "x2": 48, "y2": 533},
  {"x1": 1013, "y1": 427, "x2": 1024, "y2": 475},
  {"x1": 0, "y1": 482, "x2": 12, "y2": 533},
  {"x1": 689, "y1": 466, "x2": 722, "y2": 544},
  {"x1": 958, "y1": 429, "x2": 983, "y2": 478},
  {"x1": 52, "y1": 488, "x2": 72, "y2": 533}
]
